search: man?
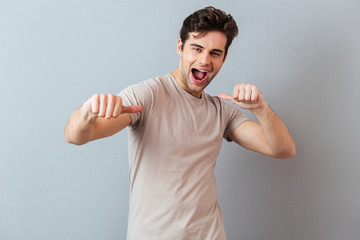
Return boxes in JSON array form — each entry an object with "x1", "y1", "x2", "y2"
[{"x1": 65, "y1": 6, "x2": 295, "y2": 240}]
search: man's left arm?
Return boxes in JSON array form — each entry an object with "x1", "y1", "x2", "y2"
[{"x1": 219, "y1": 83, "x2": 296, "y2": 159}]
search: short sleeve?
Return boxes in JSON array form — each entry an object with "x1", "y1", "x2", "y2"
[
  {"x1": 118, "y1": 80, "x2": 156, "y2": 128},
  {"x1": 221, "y1": 100, "x2": 249, "y2": 142}
]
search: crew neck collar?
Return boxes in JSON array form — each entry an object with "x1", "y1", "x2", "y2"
[{"x1": 168, "y1": 73, "x2": 205, "y2": 102}]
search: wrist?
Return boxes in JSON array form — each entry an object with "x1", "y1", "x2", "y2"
[{"x1": 250, "y1": 101, "x2": 269, "y2": 116}]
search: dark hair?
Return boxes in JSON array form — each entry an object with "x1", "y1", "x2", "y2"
[{"x1": 180, "y1": 6, "x2": 238, "y2": 57}]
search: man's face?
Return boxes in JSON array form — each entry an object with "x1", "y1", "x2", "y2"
[{"x1": 176, "y1": 31, "x2": 227, "y2": 98}]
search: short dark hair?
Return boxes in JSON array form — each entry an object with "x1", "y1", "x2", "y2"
[{"x1": 180, "y1": 6, "x2": 238, "y2": 57}]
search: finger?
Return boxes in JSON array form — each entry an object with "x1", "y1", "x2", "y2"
[
  {"x1": 112, "y1": 96, "x2": 123, "y2": 118},
  {"x1": 218, "y1": 93, "x2": 233, "y2": 101},
  {"x1": 232, "y1": 84, "x2": 240, "y2": 101},
  {"x1": 105, "y1": 94, "x2": 116, "y2": 119},
  {"x1": 244, "y1": 84, "x2": 252, "y2": 102},
  {"x1": 121, "y1": 105, "x2": 143, "y2": 114},
  {"x1": 238, "y1": 83, "x2": 246, "y2": 102},
  {"x1": 91, "y1": 94, "x2": 100, "y2": 114},
  {"x1": 218, "y1": 93, "x2": 244, "y2": 107},
  {"x1": 251, "y1": 86, "x2": 259, "y2": 103},
  {"x1": 98, "y1": 94, "x2": 107, "y2": 117}
]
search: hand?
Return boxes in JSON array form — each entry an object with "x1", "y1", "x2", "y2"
[
  {"x1": 218, "y1": 83, "x2": 265, "y2": 110},
  {"x1": 82, "y1": 94, "x2": 143, "y2": 119}
]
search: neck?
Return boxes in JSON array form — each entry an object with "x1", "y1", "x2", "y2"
[{"x1": 171, "y1": 67, "x2": 202, "y2": 99}]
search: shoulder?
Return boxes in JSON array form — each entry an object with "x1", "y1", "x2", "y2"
[
  {"x1": 120, "y1": 74, "x2": 167, "y2": 96},
  {"x1": 205, "y1": 94, "x2": 248, "y2": 120},
  {"x1": 119, "y1": 74, "x2": 175, "y2": 109}
]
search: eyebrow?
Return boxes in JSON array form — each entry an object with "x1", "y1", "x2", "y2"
[{"x1": 189, "y1": 44, "x2": 224, "y2": 54}]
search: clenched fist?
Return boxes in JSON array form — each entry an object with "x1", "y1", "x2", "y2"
[
  {"x1": 218, "y1": 83, "x2": 265, "y2": 110},
  {"x1": 82, "y1": 94, "x2": 143, "y2": 119}
]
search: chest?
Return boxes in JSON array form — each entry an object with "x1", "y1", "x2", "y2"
[{"x1": 144, "y1": 96, "x2": 224, "y2": 150}]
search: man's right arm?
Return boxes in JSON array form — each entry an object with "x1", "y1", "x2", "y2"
[{"x1": 64, "y1": 94, "x2": 143, "y2": 145}]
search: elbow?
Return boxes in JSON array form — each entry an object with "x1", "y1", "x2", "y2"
[
  {"x1": 278, "y1": 150, "x2": 296, "y2": 159},
  {"x1": 288, "y1": 142, "x2": 297, "y2": 158},
  {"x1": 289, "y1": 146, "x2": 297, "y2": 158},
  {"x1": 65, "y1": 137, "x2": 88, "y2": 146},
  {"x1": 273, "y1": 144, "x2": 296, "y2": 159}
]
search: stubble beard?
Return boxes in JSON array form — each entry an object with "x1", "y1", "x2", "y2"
[{"x1": 179, "y1": 62, "x2": 211, "y2": 96}]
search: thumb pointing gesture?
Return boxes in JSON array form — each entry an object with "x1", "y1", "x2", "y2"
[
  {"x1": 218, "y1": 83, "x2": 265, "y2": 110},
  {"x1": 218, "y1": 93, "x2": 235, "y2": 102}
]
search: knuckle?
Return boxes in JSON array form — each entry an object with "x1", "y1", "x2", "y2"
[
  {"x1": 112, "y1": 112, "x2": 119, "y2": 118},
  {"x1": 90, "y1": 94, "x2": 100, "y2": 103},
  {"x1": 107, "y1": 94, "x2": 115, "y2": 103},
  {"x1": 100, "y1": 94, "x2": 108, "y2": 104}
]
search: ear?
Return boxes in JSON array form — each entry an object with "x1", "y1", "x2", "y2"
[{"x1": 177, "y1": 39, "x2": 183, "y2": 56}]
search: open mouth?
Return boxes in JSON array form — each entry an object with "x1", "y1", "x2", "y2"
[{"x1": 191, "y1": 68, "x2": 209, "y2": 84}]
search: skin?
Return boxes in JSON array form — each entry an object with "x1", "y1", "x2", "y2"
[
  {"x1": 64, "y1": 94, "x2": 142, "y2": 145},
  {"x1": 65, "y1": 30, "x2": 296, "y2": 159},
  {"x1": 172, "y1": 31, "x2": 227, "y2": 98},
  {"x1": 171, "y1": 31, "x2": 295, "y2": 159},
  {"x1": 219, "y1": 88, "x2": 296, "y2": 159}
]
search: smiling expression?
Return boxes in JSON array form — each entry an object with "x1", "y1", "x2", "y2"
[{"x1": 173, "y1": 31, "x2": 228, "y2": 98}]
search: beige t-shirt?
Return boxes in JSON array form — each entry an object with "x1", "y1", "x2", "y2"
[{"x1": 119, "y1": 74, "x2": 248, "y2": 240}]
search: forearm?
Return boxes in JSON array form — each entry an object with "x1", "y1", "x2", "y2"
[
  {"x1": 64, "y1": 106, "x2": 97, "y2": 145},
  {"x1": 65, "y1": 94, "x2": 140, "y2": 145},
  {"x1": 251, "y1": 102, "x2": 296, "y2": 158}
]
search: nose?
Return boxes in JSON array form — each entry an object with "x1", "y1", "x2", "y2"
[{"x1": 199, "y1": 52, "x2": 211, "y2": 66}]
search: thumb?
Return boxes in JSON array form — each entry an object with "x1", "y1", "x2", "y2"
[
  {"x1": 218, "y1": 93, "x2": 234, "y2": 102},
  {"x1": 122, "y1": 105, "x2": 143, "y2": 114}
]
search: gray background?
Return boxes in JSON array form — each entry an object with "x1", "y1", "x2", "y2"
[{"x1": 1, "y1": 0, "x2": 359, "y2": 239}]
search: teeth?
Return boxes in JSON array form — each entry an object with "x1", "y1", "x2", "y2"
[{"x1": 198, "y1": 69, "x2": 207, "y2": 73}]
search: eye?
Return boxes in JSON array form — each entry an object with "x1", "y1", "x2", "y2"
[
  {"x1": 193, "y1": 48, "x2": 201, "y2": 52},
  {"x1": 211, "y1": 52, "x2": 221, "y2": 57}
]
